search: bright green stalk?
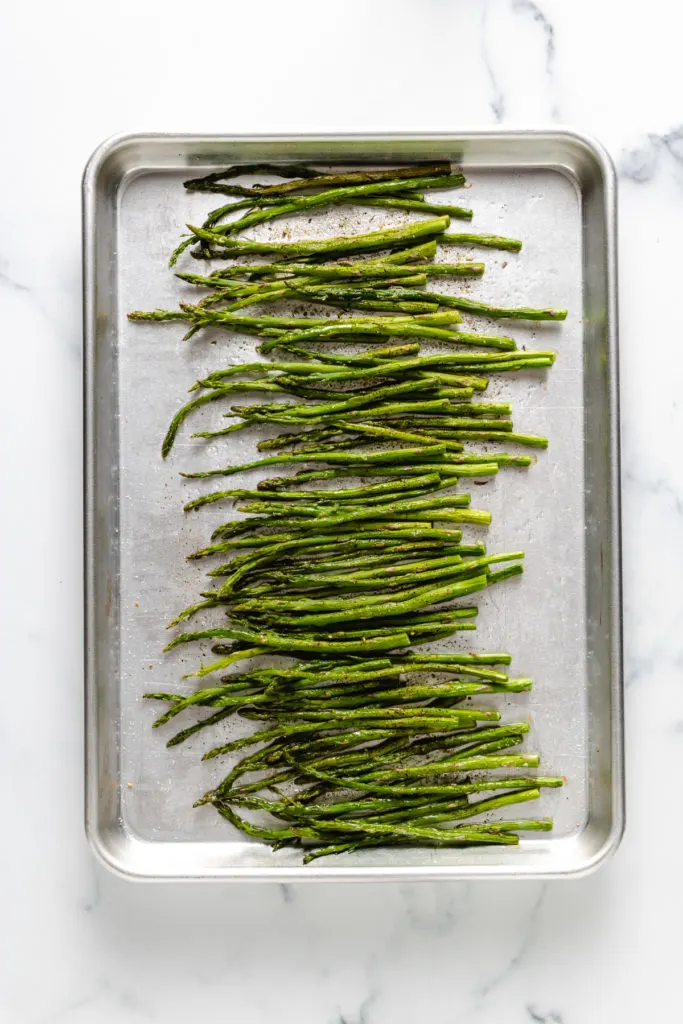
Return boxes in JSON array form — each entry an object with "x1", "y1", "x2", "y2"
[
  {"x1": 180, "y1": 444, "x2": 447, "y2": 480},
  {"x1": 439, "y1": 233, "x2": 522, "y2": 251}
]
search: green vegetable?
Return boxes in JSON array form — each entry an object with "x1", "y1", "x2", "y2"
[
  {"x1": 184, "y1": 162, "x2": 456, "y2": 195},
  {"x1": 187, "y1": 214, "x2": 450, "y2": 261},
  {"x1": 440, "y1": 233, "x2": 522, "y2": 252},
  {"x1": 131, "y1": 159, "x2": 568, "y2": 860}
]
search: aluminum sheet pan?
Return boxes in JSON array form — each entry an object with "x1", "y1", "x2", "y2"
[{"x1": 83, "y1": 131, "x2": 623, "y2": 880}]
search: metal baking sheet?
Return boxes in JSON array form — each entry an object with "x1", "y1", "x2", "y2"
[{"x1": 83, "y1": 131, "x2": 623, "y2": 880}]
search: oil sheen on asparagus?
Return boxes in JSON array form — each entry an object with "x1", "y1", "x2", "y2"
[{"x1": 130, "y1": 160, "x2": 566, "y2": 862}]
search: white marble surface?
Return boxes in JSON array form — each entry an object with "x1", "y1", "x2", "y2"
[{"x1": 0, "y1": 0, "x2": 678, "y2": 1020}]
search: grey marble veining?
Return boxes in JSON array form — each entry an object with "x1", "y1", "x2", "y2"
[{"x1": 480, "y1": 0, "x2": 562, "y2": 124}]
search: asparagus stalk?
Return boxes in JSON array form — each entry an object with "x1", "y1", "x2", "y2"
[
  {"x1": 180, "y1": 445, "x2": 449, "y2": 479},
  {"x1": 183, "y1": 163, "x2": 324, "y2": 191},
  {"x1": 297, "y1": 285, "x2": 567, "y2": 322},
  {"x1": 439, "y1": 233, "x2": 522, "y2": 252},
  {"x1": 165, "y1": 626, "x2": 412, "y2": 656},
  {"x1": 185, "y1": 215, "x2": 450, "y2": 262},
  {"x1": 178, "y1": 263, "x2": 435, "y2": 285}
]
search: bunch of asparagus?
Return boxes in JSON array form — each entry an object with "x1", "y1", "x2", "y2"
[{"x1": 130, "y1": 161, "x2": 565, "y2": 860}]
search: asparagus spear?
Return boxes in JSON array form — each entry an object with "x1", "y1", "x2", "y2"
[
  {"x1": 255, "y1": 462, "x2": 502, "y2": 490},
  {"x1": 288, "y1": 284, "x2": 567, "y2": 322},
  {"x1": 180, "y1": 445, "x2": 449, "y2": 479},
  {"x1": 165, "y1": 626, "x2": 412, "y2": 656},
  {"x1": 183, "y1": 163, "x2": 324, "y2": 191},
  {"x1": 184, "y1": 163, "x2": 458, "y2": 195},
  {"x1": 356, "y1": 197, "x2": 472, "y2": 220},
  {"x1": 178, "y1": 262, "x2": 435, "y2": 285},
  {"x1": 440, "y1": 233, "x2": 522, "y2": 252},
  {"x1": 186, "y1": 214, "x2": 450, "y2": 260}
]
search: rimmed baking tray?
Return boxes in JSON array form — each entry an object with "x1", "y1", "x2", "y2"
[{"x1": 83, "y1": 131, "x2": 622, "y2": 880}]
